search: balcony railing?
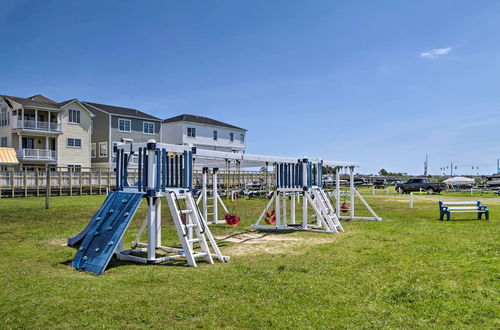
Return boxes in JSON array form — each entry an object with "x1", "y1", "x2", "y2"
[
  {"x1": 17, "y1": 149, "x2": 57, "y2": 161},
  {"x1": 13, "y1": 120, "x2": 61, "y2": 132}
]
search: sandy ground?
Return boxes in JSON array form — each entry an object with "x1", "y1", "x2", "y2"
[{"x1": 216, "y1": 231, "x2": 337, "y2": 256}]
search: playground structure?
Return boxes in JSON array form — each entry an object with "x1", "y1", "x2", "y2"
[
  {"x1": 69, "y1": 140, "x2": 381, "y2": 275},
  {"x1": 327, "y1": 166, "x2": 382, "y2": 221},
  {"x1": 70, "y1": 142, "x2": 228, "y2": 275}
]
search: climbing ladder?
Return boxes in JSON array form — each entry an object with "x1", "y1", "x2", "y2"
[
  {"x1": 196, "y1": 167, "x2": 229, "y2": 225},
  {"x1": 165, "y1": 190, "x2": 226, "y2": 266},
  {"x1": 310, "y1": 187, "x2": 343, "y2": 233}
]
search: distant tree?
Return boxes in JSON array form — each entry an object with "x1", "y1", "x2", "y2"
[{"x1": 379, "y1": 169, "x2": 388, "y2": 176}]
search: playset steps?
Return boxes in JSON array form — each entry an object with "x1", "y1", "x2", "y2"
[{"x1": 166, "y1": 190, "x2": 226, "y2": 267}]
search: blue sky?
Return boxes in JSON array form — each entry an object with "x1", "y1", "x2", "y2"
[{"x1": 1, "y1": 0, "x2": 499, "y2": 174}]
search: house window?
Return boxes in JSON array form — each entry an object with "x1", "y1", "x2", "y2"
[
  {"x1": 213, "y1": 130, "x2": 218, "y2": 140},
  {"x1": 229, "y1": 133, "x2": 234, "y2": 142},
  {"x1": 68, "y1": 109, "x2": 81, "y2": 124},
  {"x1": 118, "y1": 118, "x2": 131, "y2": 132},
  {"x1": 68, "y1": 164, "x2": 82, "y2": 172},
  {"x1": 67, "y1": 138, "x2": 82, "y2": 148},
  {"x1": 0, "y1": 107, "x2": 9, "y2": 127},
  {"x1": 0, "y1": 136, "x2": 7, "y2": 147},
  {"x1": 22, "y1": 137, "x2": 34, "y2": 149},
  {"x1": 143, "y1": 122, "x2": 154, "y2": 135},
  {"x1": 187, "y1": 127, "x2": 196, "y2": 138},
  {"x1": 91, "y1": 143, "x2": 96, "y2": 158},
  {"x1": 99, "y1": 142, "x2": 108, "y2": 157},
  {"x1": 240, "y1": 133, "x2": 245, "y2": 143}
]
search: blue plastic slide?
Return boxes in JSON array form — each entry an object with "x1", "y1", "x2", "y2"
[
  {"x1": 67, "y1": 193, "x2": 115, "y2": 248},
  {"x1": 71, "y1": 191, "x2": 143, "y2": 275}
]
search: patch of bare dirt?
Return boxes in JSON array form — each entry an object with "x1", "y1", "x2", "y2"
[
  {"x1": 216, "y1": 231, "x2": 337, "y2": 256},
  {"x1": 48, "y1": 238, "x2": 68, "y2": 247}
]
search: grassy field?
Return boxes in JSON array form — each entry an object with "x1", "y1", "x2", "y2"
[{"x1": 0, "y1": 192, "x2": 498, "y2": 329}]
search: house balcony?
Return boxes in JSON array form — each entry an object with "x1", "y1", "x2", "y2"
[
  {"x1": 17, "y1": 148, "x2": 57, "y2": 161},
  {"x1": 12, "y1": 119, "x2": 62, "y2": 134}
]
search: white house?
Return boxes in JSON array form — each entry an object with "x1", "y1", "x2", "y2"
[{"x1": 161, "y1": 114, "x2": 246, "y2": 153}]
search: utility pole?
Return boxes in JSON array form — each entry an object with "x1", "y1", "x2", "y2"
[
  {"x1": 424, "y1": 154, "x2": 428, "y2": 176},
  {"x1": 450, "y1": 162, "x2": 453, "y2": 177},
  {"x1": 497, "y1": 159, "x2": 499, "y2": 174}
]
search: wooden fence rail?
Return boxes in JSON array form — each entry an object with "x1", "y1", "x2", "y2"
[{"x1": 0, "y1": 166, "x2": 273, "y2": 198}]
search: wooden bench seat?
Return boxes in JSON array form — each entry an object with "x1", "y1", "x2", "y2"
[{"x1": 439, "y1": 201, "x2": 489, "y2": 220}]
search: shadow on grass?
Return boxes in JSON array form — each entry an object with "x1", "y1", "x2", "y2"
[{"x1": 438, "y1": 218, "x2": 489, "y2": 222}]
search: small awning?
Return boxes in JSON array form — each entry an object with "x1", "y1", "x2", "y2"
[{"x1": 0, "y1": 148, "x2": 19, "y2": 165}]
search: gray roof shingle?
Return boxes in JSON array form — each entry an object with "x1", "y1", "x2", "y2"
[
  {"x1": 2, "y1": 94, "x2": 62, "y2": 110},
  {"x1": 84, "y1": 101, "x2": 161, "y2": 121},
  {"x1": 163, "y1": 114, "x2": 246, "y2": 130}
]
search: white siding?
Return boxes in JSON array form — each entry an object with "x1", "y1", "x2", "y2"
[{"x1": 162, "y1": 121, "x2": 246, "y2": 152}]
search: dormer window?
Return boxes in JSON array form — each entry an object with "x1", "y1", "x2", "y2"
[
  {"x1": 187, "y1": 127, "x2": 196, "y2": 138},
  {"x1": 68, "y1": 109, "x2": 81, "y2": 124}
]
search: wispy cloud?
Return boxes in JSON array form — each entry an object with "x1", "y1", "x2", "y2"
[{"x1": 420, "y1": 47, "x2": 452, "y2": 58}]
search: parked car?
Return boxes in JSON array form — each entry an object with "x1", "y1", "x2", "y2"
[
  {"x1": 483, "y1": 174, "x2": 500, "y2": 188},
  {"x1": 389, "y1": 180, "x2": 403, "y2": 186},
  {"x1": 373, "y1": 178, "x2": 388, "y2": 189},
  {"x1": 353, "y1": 178, "x2": 368, "y2": 186},
  {"x1": 323, "y1": 177, "x2": 335, "y2": 188},
  {"x1": 395, "y1": 178, "x2": 446, "y2": 194}
]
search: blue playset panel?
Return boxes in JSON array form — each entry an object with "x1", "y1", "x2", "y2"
[
  {"x1": 67, "y1": 193, "x2": 115, "y2": 248},
  {"x1": 71, "y1": 191, "x2": 144, "y2": 275}
]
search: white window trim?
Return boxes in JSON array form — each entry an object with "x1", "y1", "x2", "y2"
[
  {"x1": 67, "y1": 138, "x2": 82, "y2": 149},
  {"x1": 91, "y1": 143, "x2": 96, "y2": 158},
  {"x1": 143, "y1": 121, "x2": 155, "y2": 135},
  {"x1": 187, "y1": 127, "x2": 196, "y2": 138},
  {"x1": 118, "y1": 118, "x2": 131, "y2": 132},
  {"x1": 99, "y1": 142, "x2": 108, "y2": 157},
  {"x1": 68, "y1": 109, "x2": 81, "y2": 124}
]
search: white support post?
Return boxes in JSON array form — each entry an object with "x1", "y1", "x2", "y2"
[
  {"x1": 349, "y1": 166, "x2": 355, "y2": 220},
  {"x1": 202, "y1": 168, "x2": 208, "y2": 221},
  {"x1": 302, "y1": 160, "x2": 308, "y2": 228},
  {"x1": 276, "y1": 191, "x2": 281, "y2": 227},
  {"x1": 21, "y1": 108, "x2": 24, "y2": 128},
  {"x1": 335, "y1": 166, "x2": 340, "y2": 211},
  {"x1": 283, "y1": 191, "x2": 287, "y2": 226},
  {"x1": 45, "y1": 136, "x2": 48, "y2": 150},
  {"x1": 213, "y1": 168, "x2": 219, "y2": 221},
  {"x1": 410, "y1": 192, "x2": 414, "y2": 209},
  {"x1": 155, "y1": 196, "x2": 161, "y2": 247},
  {"x1": 35, "y1": 109, "x2": 38, "y2": 130},
  {"x1": 302, "y1": 192, "x2": 308, "y2": 228},
  {"x1": 147, "y1": 148, "x2": 156, "y2": 260},
  {"x1": 291, "y1": 192, "x2": 296, "y2": 224},
  {"x1": 147, "y1": 197, "x2": 156, "y2": 260}
]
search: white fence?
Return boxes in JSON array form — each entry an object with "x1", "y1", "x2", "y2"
[{"x1": 0, "y1": 167, "x2": 273, "y2": 198}]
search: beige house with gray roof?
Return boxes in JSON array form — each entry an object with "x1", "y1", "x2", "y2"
[{"x1": 0, "y1": 94, "x2": 94, "y2": 169}]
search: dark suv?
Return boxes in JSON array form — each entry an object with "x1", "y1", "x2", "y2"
[{"x1": 395, "y1": 178, "x2": 446, "y2": 194}]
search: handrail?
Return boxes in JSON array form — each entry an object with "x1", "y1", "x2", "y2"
[{"x1": 13, "y1": 120, "x2": 61, "y2": 132}]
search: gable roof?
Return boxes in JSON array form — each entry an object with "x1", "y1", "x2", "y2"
[
  {"x1": 2, "y1": 94, "x2": 62, "y2": 110},
  {"x1": 83, "y1": 101, "x2": 161, "y2": 121},
  {"x1": 163, "y1": 114, "x2": 246, "y2": 131}
]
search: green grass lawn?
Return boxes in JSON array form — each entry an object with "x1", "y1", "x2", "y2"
[{"x1": 0, "y1": 193, "x2": 498, "y2": 328}]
